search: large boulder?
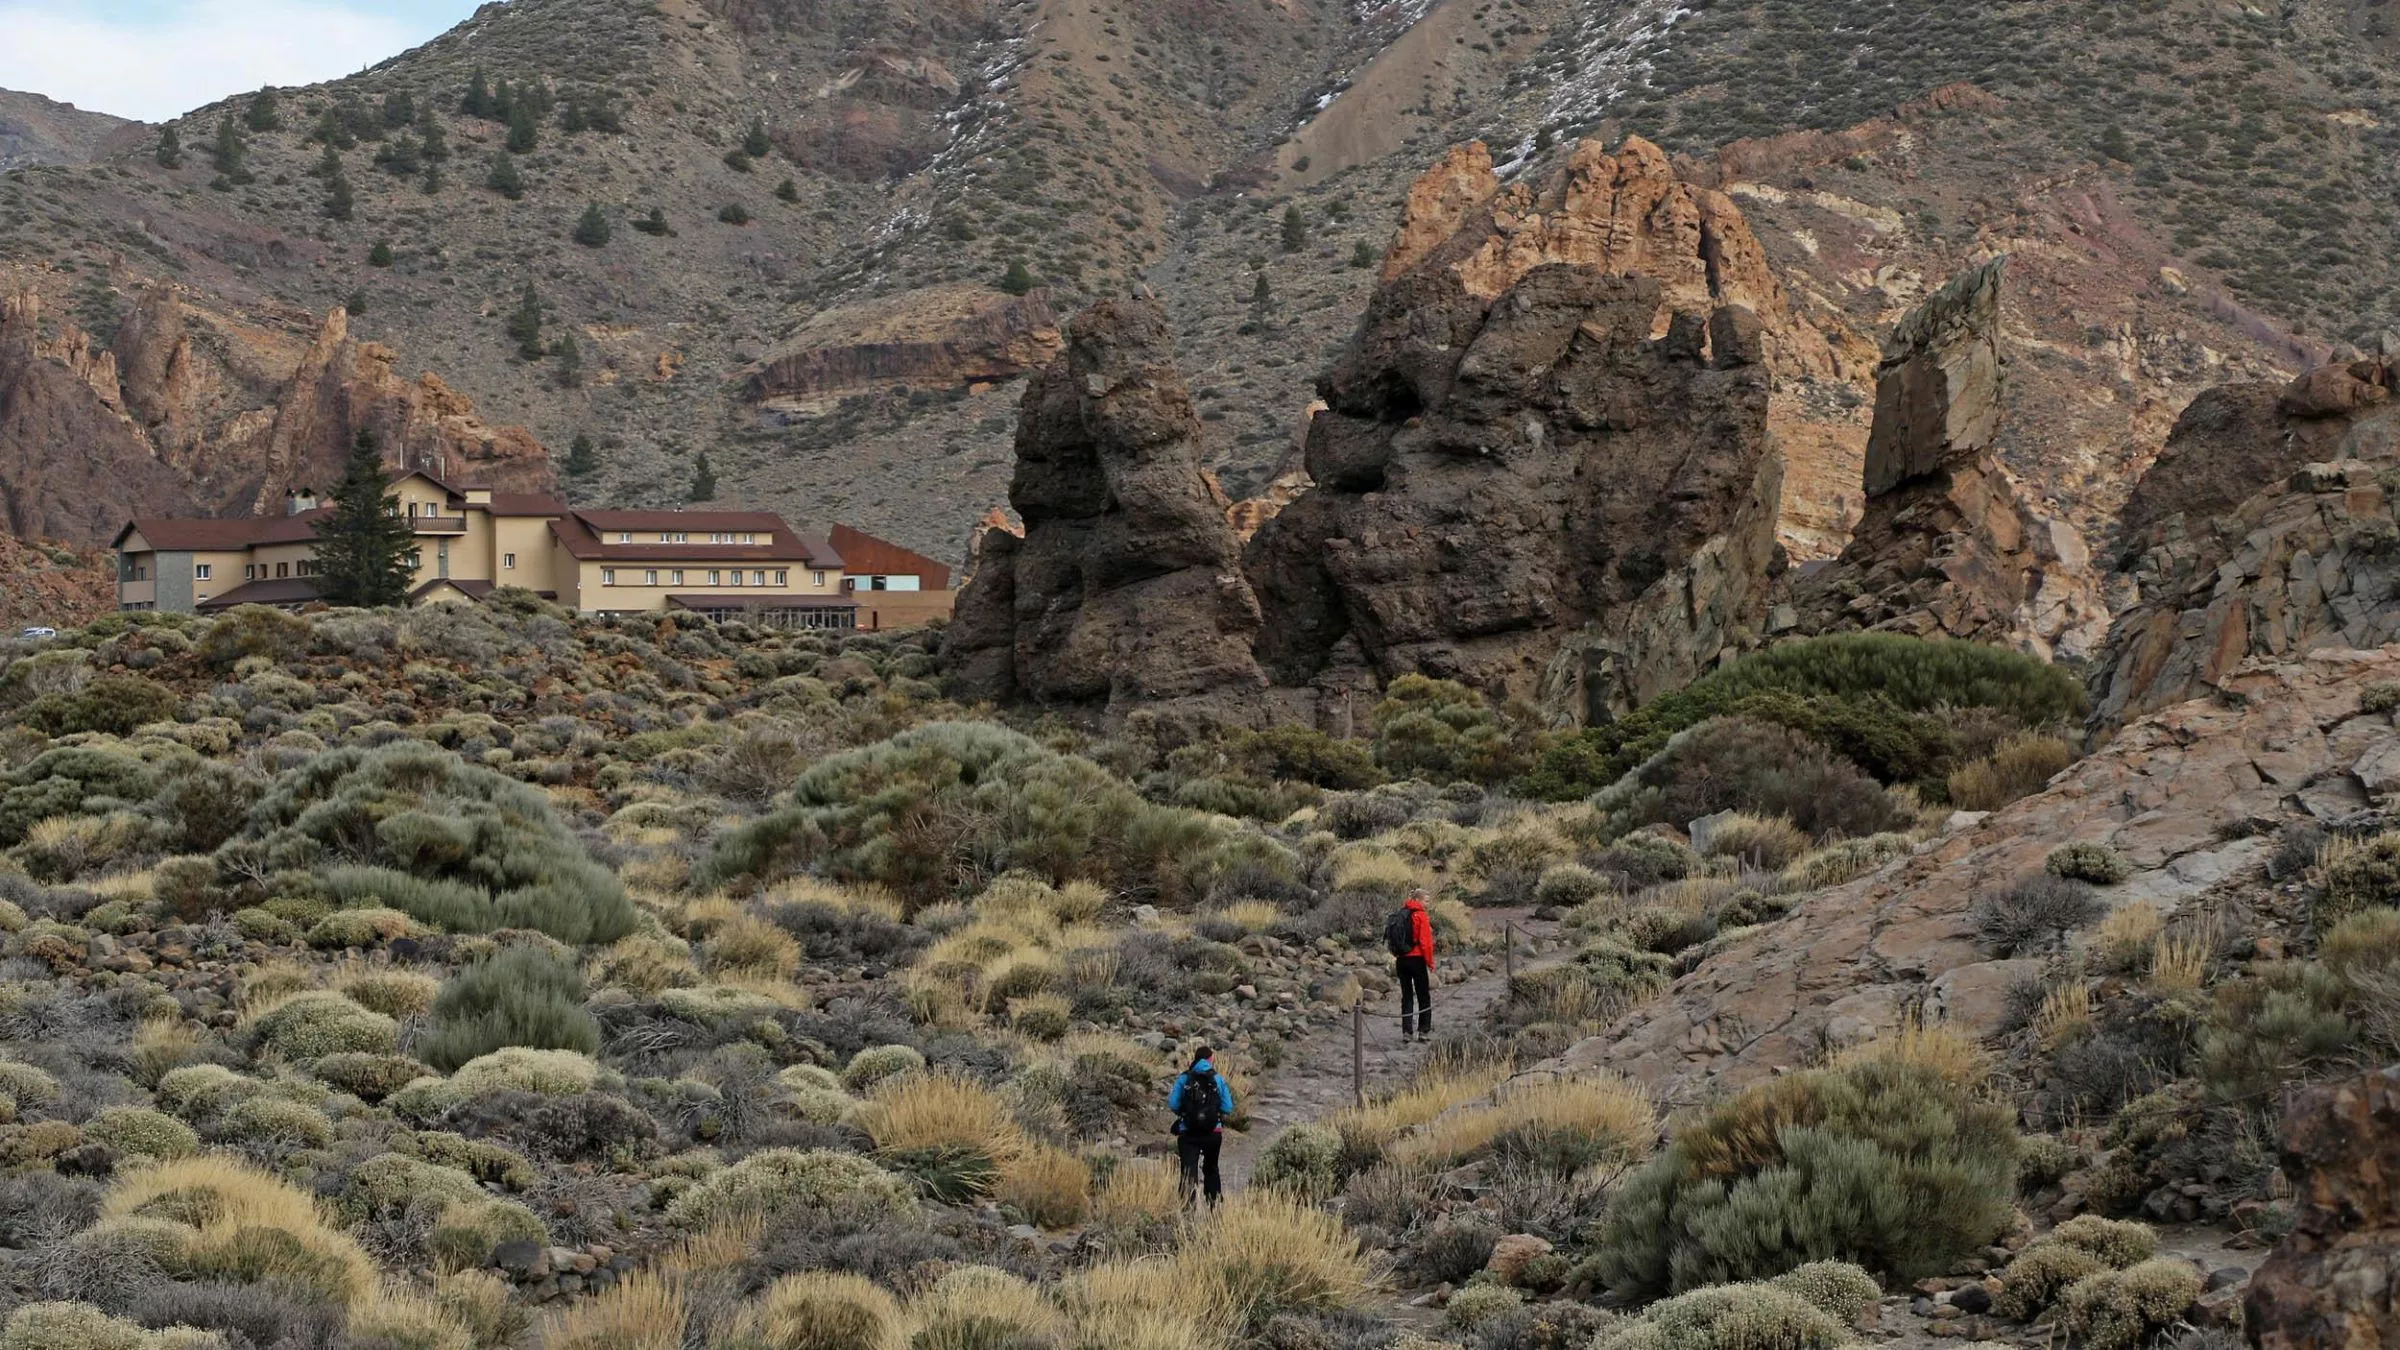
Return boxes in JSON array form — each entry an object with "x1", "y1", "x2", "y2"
[
  {"x1": 944, "y1": 299, "x2": 1267, "y2": 710},
  {"x1": 2245, "y1": 1063, "x2": 2400, "y2": 1349},
  {"x1": 2090, "y1": 356, "x2": 2400, "y2": 729},
  {"x1": 1246, "y1": 138, "x2": 1793, "y2": 722}
]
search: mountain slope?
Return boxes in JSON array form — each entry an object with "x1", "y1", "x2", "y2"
[{"x1": 0, "y1": 89, "x2": 137, "y2": 171}]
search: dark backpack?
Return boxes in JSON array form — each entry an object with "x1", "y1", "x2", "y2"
[
  {"x1": 1384, "y1": 909, "x2": 1414, "y2": 958},
  {"x1": 1178, "y1": 1068, "x2": 1222, "y2": 1133}
]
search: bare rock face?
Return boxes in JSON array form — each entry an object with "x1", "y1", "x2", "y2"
[
  {"x1": 945, "y1": 298, "x2": 1267, "y2": 709},
  {"x1": 1245, "y1": 140, "x2": 1792, "y2": 722},
  {"x1": 742, "y1": 285, "x2": 1064, "y2": 412},
  {"x1": 1778, "y1": 258, "x2": 2106, "y2": 660},
  {"x1": 1558, "y1": 646, "x2": 2400, "y2": 1099},
  {"x1": 0, "y1": 284, "x2": 554, "y2": 545},
  {"x1": 2090, "y1": 357, "x2": 2400, "y2": 729},
  {"x1": 2245, "y1": 1063, "x2": 2400, "y2": 1350}
]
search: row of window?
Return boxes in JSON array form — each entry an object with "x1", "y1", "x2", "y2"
[
  {"x1": 234, "y1": 560, "x2": 320, "y2": 581},
  {"x1": 599, "y1": 568, "x2": 823, "y2": 588},
  {"x1": 614, "y1": 531, "x2": 761, "y2": 545}
]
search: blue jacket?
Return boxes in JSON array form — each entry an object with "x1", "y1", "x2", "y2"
[{"x1": 1168, "y1": 1061, "x2": 1235, "y2": 1133}]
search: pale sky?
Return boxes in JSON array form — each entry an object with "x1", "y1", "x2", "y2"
[{"x1": 0, "y1": 0, "x2": 483, "y2": 123}]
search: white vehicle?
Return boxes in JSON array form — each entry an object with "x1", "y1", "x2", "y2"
[{"x1": 19, "y1": 627, "x2": 56, "y2": 639}]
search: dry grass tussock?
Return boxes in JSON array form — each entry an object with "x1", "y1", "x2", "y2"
[
  {"x1": 1169, "y1": 1190, "x2": 1373, "y2": 1335},
  {"x1": 541, "y1": 1220, "x2": 760, "y2": 1350},
  {"x1": 2149, "y1": 915, "x2": 2218, "y2": 996},
  {"x1": 102, "y1": 1154, "x2": 377, "y2": 1304},
  {"x1": 1389, "y1": 1073, "x2": 1654, "y2": 1170},
  {"x1": 859, "y1": 1072, "x2": 1026, "y2": 1160},
  {"x1": 1092, "y1": 1157, "x2": 1181, "y2": 1229},
  {"x1": 1948, "y1": 732, "x2": 2075, "y2": 812},
  {"x1": 1329, "y1": 1062, "x2": 1513, "y2": 1156},
  {"x1": 2036, "y1": 982, "x2": 2093, "y2": 1050},
  {"x1": 997, "y1": 1143, "x2": 1091, "y2": 1229},
  {"x1": 1062, "y1": 1258, "x2": 1230, "y2": 1350},
  {"x1": 1833, "y1": 1019, "x2": 1986, "y2": 1087},
  {"x1": 2093, "y1": 903, "x2": 2164, "y2": 972}
]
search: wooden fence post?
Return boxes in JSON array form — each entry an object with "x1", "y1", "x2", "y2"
[{"x1": 1352, "y1": 998, "x2": 1365, "y2": 1108}]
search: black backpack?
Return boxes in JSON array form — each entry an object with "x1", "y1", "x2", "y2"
[
  {"x1": 1384, "y1": 908, "x2": 1414, "y2": 958},
  {"x1": 1178, "y1": 1068, "x2": 1223, "y2": 1133}
]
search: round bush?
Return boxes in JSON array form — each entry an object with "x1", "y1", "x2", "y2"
[
  {"x1": 251, "y1": 992, "x2": 399, "y2": 1061},
  {"x1": 0, "y1": 1059, "x2": 61, "y2": 1108},
  {"x1": 663, "y1": 1147, "x2": 916, "y2": 1227},
  {"x1": 2049, "y1": 1215, "x2": 2159, "y2": 1268},
  {"x1": 1, "y1": 1301, "x2": 158, "y2": 1350},
  {"x1": 2045, "y1": 841, "x2": 2131, "y2": 885},
  {"x1": 2057, "y1": 1259, "x2": 2203, "y2": 1350},
  {"x1": 841, "y1": 1044, "x2": 925, "y2": 1091},
  {"x1": 217, "y1": 1096, "x2": 334, "y2": 1148},
  {"x1": 732, "y1": 1271, "x2": 906, "y2": 1350},
  {"x1": 1594, "y1": 1281, "x2": 1853, "y2": 1350},
  {"x1": 305, "y1": 1053, "x2": 424, "y2": 1102},
  {"x1": 1251, "y1": 1123, "x2": 1344, "y2": 1204},
  {"x1": 1992, "y1": 1238, "x2": 2109, "y2": 1320},
  {"x1": 1769, "y1": 1260, "x2": 1881, "y2": 1323},
  {"x1": 306, "y1": 907, "x2": 416, "y2": 948},
  {"x1": 82, "y1": 1107, "x2": 199, "y2": 1161},
  {"x1": 1446, "y1": 1283, "x2": 1527, "y2": 1331},
  {"x1": 1595, "y1": 717, "x2": 1907, "y2": 841}
]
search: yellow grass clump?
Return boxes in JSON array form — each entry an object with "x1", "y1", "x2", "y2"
[
  {"x1": 1389, "y1": 1073, "x2": 1654, "y2": 1171},
  {"x1": 2036, "y1": 982, "x2": 2093, "y2": 1050},
  {"x1": 102, "y1": 1155, "x2": 376, "y2": 1305},
  {"x1": 2149, "y1": 917, "x2": 2218, "y2": 996},
  {"x1": 1091, "y1": 1157, "x2": 1181, "y2": 1231},
  {"x1": 1329, "y1": 845, "x2": 1419, "y2": 896},
  {"x1": 334, "y1": 967, "x2": 441, "y2": 1019},
  {"x1": 1062, "y1": 1259, "x2": 1228, "y2": 1350},
  {"x1": 1328, "y1": 1063, "x2": 1513, "y2": 1159},
  {"x1": 1948, "y1": 733, "x2": 2075, "y2": 812},
  {"x1": 703, "y1": 913, "x2": 802, "y2": 980},
  {"x1": 1213, "y1": 900, "x2": 1283, "y2": 933},
  {"x1": 542, "y1": 1267, "x2": 685, "y2": 1350},
  {"x1": 1170, "y1": 1190, "x2": 1373, "y2": 1335},
  {"x1": 859, "y1": 1072, "x2": 1025, "y2": 1160},
  {"x1": 725, "y1": 1271, "x2": 908, "y2": 1350},
  {"x1": 998, "y1": 1143, "x2": 1092, "y2": 1230},
  {"x1": 908, "y1": 1266, "x2": 1066, "y2": 1350},
  {"x1": 1697, "y1": 813, "x2": 1812, "y2": 870},
  {"x1": 2093, "y1": 903, "x2": 2165, "y2": 973},
  {"x1": 1834, "y1": 1019, "x2": 1987, "y2": 1087}
]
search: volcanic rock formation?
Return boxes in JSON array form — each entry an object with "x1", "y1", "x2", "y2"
[
  {"x1": 946, "y1": 299, "x2": 1267, "y2": 709},
  {"x1": 2090, "y1": 355, "x2": 2400, "y2": 729},
  {"x1": 2245, "y1": 1062, "x2": 2400, "y2": 1350},
  {"x1": 0, "y1": 283, "x2": 553, "y2": 545},
  {"x1": 1777, "y1": 258, "x2": 2106, "y2": 660}
]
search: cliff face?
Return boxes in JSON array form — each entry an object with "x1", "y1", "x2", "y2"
[
  {"x1": 744, "y1": 287, "x2": 1064, "y2": 412},
  {"x1": 946, "y1": 298, "x2": 1267, "y2": 710},
  {"x1": 0, "y1": 284, "x2": 553, "y2": 544},
  {"x1": 2090, "y1": 357, "x2": 2400, "y2": 730},
  {"x1": 1777, "y1": 258, "x2": 2107, "y2": 660}
]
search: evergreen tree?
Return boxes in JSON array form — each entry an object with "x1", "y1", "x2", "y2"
[
  {"x1": 774, "y1": 177, "x2": 800, "y2": 203},
  {"x1": 723, "y1": 148, "x2": 754, "y2": 173},
  {"x1": 573, "y1": 202, "x2": 612, "y2": 247},
  {"x1": 462, "y1": 70, "x2": 494, "y2": 119},
  {"x1": 212, "y1": 117, "x2": 250, "y2": 183},
  {"x1": 313, "y1": 107, "x2": 356, "y2": 151},
  {"x1": 491, "y1": 78, "x2": 517, "y2": 122},
  {"x1": 417, "y1": 110, "x2": 451, "y2": 161},
  {"x1": 374, "y1": 133, "x2": 423, "y2": 177},
  {"x1": 560, "y1": 98, "x2": 588, "y2": 134},
  {"x1": 369, "y1": 241, "x2": 396, "y2": 267},
  {"x1": 1349, "y1": 240, "x2": 1374, "y2": 268},
  {"x1": 155, "y1": 124, "x2": 182, "y2": 169},
  {"x1": 1280, "y1": 202, "x2": 1307, "y2": 253},
  {"x1": 1533, "y1": 125, "x2": 1555, "y2": 154},
  {"x1": 550, "y1": 331, "x2": 583, "y2": 388},
  {"x1": 718, "y1": 203, "x2": 752, "y2": 225},
  {"x1": 586, "y1": 95, "x2": 623, "y2": 135},
  {"x1": 344, "y1": 289, "x2": 369, "y2": 316},
  {"x1": 506, "y1": 283, "x2": 544, "y2": 360},
  {"x1": 506, "y1": 101, "x2": 539, "y2": 154},
  {"x1": 325, "y1": 172, "x2": 355, "y2": 221},
  {"x1": 742, "y1": 117, "x2": 772, "y2": 159},
  {"x1": 486, "y1": 152, "x2": 525, "y2": 200},
  {"x1": 315, "y1": 430, "x2": 419, "y2": 608},
  {"x1": 564, "y1": 433, "x2": 598, "y2": 477},
  {"x1": 688, "y1": 451, "x2": 716, "y2": 503},
  {"x1": 999, "y1": 259, "x2": 1036, "y2": 295},
  {"x1": 1251, "y1": 273, "x2": 1272, "y2": 306},
  {"x1": 422, "y1": 162, "x2": 444, "y2": 195},
  {"x1": 381, "y1": 89, "x2": 416, "y2": 130},
  {"x1": 245, "y1": 87, "x2": 282, "y2": 132},
  {"x1": 312, "y1": 144, "x2": 343, "y2": 179},
  {"x1": 2099, "y1": 125, "x2": 2134, "y2": 162},
  {"x1": 633, "y1": 206, "x2": 673, "y2": 237}
]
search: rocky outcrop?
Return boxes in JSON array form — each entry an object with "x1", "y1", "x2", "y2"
[
  {"x1": 1562, "y1": 647, "x2": 2400, "y2": 1099},
  {"x1": 1776, "y1": 258, "x2": 2107, "y2": 660},
  {"x1": 0, "y1": 285, "x2": 553, "y2": 545},
  {"x1": 0, "y1": 536, "x2": 113, "y2": 630},
  {"x1": 1243, "y1": 139, "x2": 1796, "y2": 722},
  {"x1": 2090, "y1": 357, "x2": 2400, "y2": 729},
  {"x1": 2246, "y1": 1062, "x2": 2400, "y2": 1350},
  {"x1": 0, "y1": 89, "x2": 135, "y2": 172},
  {"x1": 1376, "y1": 137, "x2": 1876, "y2": 565},
  {"x1": 744, "y1": 285, "x2": 1064, "y2": 411},
  {"x1": 945, "y1": 298, "x2": 1267, "y2": 709}
]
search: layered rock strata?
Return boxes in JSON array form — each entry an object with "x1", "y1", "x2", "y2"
[{"x1": 2245, "y1": 1062, "x2": 2400, "y2": 1350}]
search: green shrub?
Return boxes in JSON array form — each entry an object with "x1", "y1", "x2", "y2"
[
  {"x1": 2049, "y1": 1215, "x2": 2159, "y2": 1267},
  {"x1": 216, "y1": 1095, "x2": 335, "y2": 1148},
  {"x1": 1, "y1": 1302, "x2": 161, "y2": 1350},
  {"x1": 407, "y1": 1129, "x2": 537, "y2": 1188},
  {"x1": 82, "y1": 1106, "x2": 199, "y2": 1161},
  {"x1": 1445, "y1": 1283, "x2": 1526, "y2": 1331},
  {"x1": 704, "y1": 722, "x2": 1213, "y2": 908},
  {"x1": 307, "y1": 906, "x2": 416, "y2": 948},
  {"x1": 17, "y1": 674, "x2": 181, "y2": 736},
  {"x1": 1594, "y1": 718, "x2": 1906, "y2": 841},
  {"x1": 841, "y1": 1044, "x2": 925, "y2": 1091},
  {"x1": 1992, "y1": 1237, "x2": 2109, "y2": 1320},
  {"x1": 2196, "y1": 919, "x2": 2400, "y2": 1100},
  {"x1": 1252, "y1": 1123, "x2": 1344, "y2": 1203},
  {"x1": 417, "y1": 946, "x2": 600, "y2": 1073},
  {"x1": 195, "y1": 606, "x2": 314, "y2": 670},
  {"x1": 252, "y1": 992, "x2": 399, "y2": 1061},
  {"x1": 1769, "y1": 1260, "x2": 1881, "y2": 1323},
  {"x1": 307, "y1": 1052, "x2": 424, "y2": 1101},
  {"x1": 2046, "y1": 841, "x2": 2131, "y2": 885},
  {"x1": 2056, "y1": 1259, "x2": 2203, "y2": 1350},
  {"x1": 1535, "y1": 862, "x2": 1609, "y2": 910},
  {"x1": 1371, "y1": 675, "x2": 1541, "y2": 785},
  {"x1": 663, "y1": 1147, "x2": 915, "y2": 1227},
  {"x1": 0, "y1": 747, "x2": 160, "y2": 847},
  {"x1": 1590, "y1": 1056, "x2": 2019, "y2": 1298},
  {"x1": 1592, "y1": 1280, "x2": 1854, "y2": 1350},
  {"x1": 225, "y1": 742, "x2": 633, "y2": 943},
  {"x1": 0, "y1": 1059, "x2": 61, "y2": 1108},
  {"x1": 427, "y1": 1196, "x2": 548, "y2": 1271},
  {"x1": 155, "y1": 1063, "x2": 261, "y2": 1121}
]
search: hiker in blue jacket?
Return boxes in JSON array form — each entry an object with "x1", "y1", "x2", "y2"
[{"x1": 1169, "y1": 1045, "x2": 1236, "y2": 1207}]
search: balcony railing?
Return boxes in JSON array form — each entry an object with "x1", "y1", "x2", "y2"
[{"x1": 409, "y1": 516, "x2": 468, "y2": 534}]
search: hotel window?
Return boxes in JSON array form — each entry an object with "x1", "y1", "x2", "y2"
[
  {"x1": 669, "y1": 570, "x2": 684, "y2": 585},
  {"x1": 810, "y1": 570, "x2": 824, "y2": 587},
  {"x1": 662, "y1": 531, "x2": 687, "y2": 543},
  {"x1": 618, "y1": 531, "x2": 634, "y2": 543},
  {"x1": 276, "y1": 563, "x2": 289, "y2": 579},
  {"x1": 739, "y1": 532, "x2": 755, "y2": 544},
  {"x1": 644, "y1": 570, "x2": 659, "y2": 586},
  {"x1": 774, "y1": 570, "x2": 789, "y2": 586},
  {"x1": 244, "y1": 564, "x2": 257, "y2": 580},
  {"x1": 707, "y1": 570, "x2": 721, "y2": 585},
  {"x1": 601, "y1": 569, "x2": 616, "y2": 586},
  {"x1": 194, "y1": 564, "x2": 212, "y2": 580},
  {"x1": 503, "y1": 553, "x2": 516, "y2": 569},
  {"x1": 728, "y1": 571, "x2": 744, "y2": 587},
  {"x1": 751, "y1": 570, "x2": 766, "y2": 586}
]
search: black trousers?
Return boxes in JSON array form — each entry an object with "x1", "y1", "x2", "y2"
[
  {"x1": 1397, "y1": 955, "x2": 1432, "y2": 1035},
  {"x1": 1177, "y1": 1129, "x2": 1223, "y2": 1205}
]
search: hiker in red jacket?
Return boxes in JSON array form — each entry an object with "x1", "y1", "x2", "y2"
[{"x1": 1384, "y1": 890, "x2": 1437, "y2": 1042}]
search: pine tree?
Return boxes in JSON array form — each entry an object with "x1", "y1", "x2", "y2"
[
  {"x1": 633, "y1": 206, "x2": 673, "y2": 237},
  {"x1": 325, "y1": 172, "x2": 355, "y2": 221},
  {"x1": 462, "y1": 70, "x2": 494, "y2": 119},
  {"x1": 1349, "y1": 240, "x2": 1374, "y2": 268},
  {"x1": 560, "y1": 98, "x2": 588, "y2": 134},
  {"x1": 774, "y1": 177, "x2": 800, "y2": 203},
  {"x1": 688, "y1": 452, "x2": 717, "y2": 503},
  {"x1": 369, "y1": 241, "x2": 396, "y2": 267},
  {"x1": 344, "y1": 289, "x2": 369, "y2": 316},
  {"x1": 381, "y1": 89, "x2": 416, "y2": 130},
  {"x1": 486, "y1": 152, "x2": 525, "y2": 200},
  {"x1": 155, "y1": 125, "x2": 181, "y2": 169},
  {"x1": 506, "y1": 101, "x2": 539, "y2": 154},
  {"x1": 315, "y1": 430, "x2": 419, "y2": 608},
  {"x1": 212, "y1": 117, "x2": 250, "y2": 183},
  {"x1": 245, "y1": 87, "x2": 282, "y2": 132},
  {"x1": 421, "y1": 163, "x2": 444, "y2": 195},
  {"x1": 506, "y1": 283, "x2": 544, "y2": 360},
  {"x1": 312, "y1": 144, "x2": 343, "y2": 179},
  {"x1": 313, "y1": 107, "x2": 356, "y2": 151},
  {"x1": 999, "y1": 259, "x2": 1036, "y2": 295},
  {"x1": 586, "y1": 95, "x2": 623, "y2": 135},
  {"x1": 550, "y1": 331, "x2": 583, "y2": 388},
  {"x1": 417, "y1": 110, "x2": 450, "y2": 161},
  {"x1": 573, "y1": 203, "x2": 611, "y2": 247},
  {"x1": 1533, "y1": 126, "x2": 1555, "y2": 154},
  {"x1": 1280, "y1": 202, "x2": 1307, "y2": 253},
  {"x1": 564, "y1": 433, "x2": 598, "y2": 477},
  {"x1": 1251, "y1": 273, "x2": 1272, "y2": 306},
  {"x1": 374, "y1": 133, "x2": 422, "y2": 177},
  {"x1": 742, "y1": 117, "x2": 772, "y2": 159}
]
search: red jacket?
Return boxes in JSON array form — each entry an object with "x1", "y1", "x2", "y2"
[{"x1": 1403, "y1": 896, "x2": 1435, "y2": 971}]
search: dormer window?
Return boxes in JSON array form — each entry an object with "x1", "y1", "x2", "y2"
[{"x1": 618, "y1": 531, "x2": 634, "y2": 544}]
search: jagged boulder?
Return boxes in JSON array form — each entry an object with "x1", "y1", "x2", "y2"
[
  {"x1": 2091, "y1": 356, "x2": 2400, "y2": 729},
  {"x1": 945, "y1": 298, "x2": 1267, "y2": 709},
  {"x1": 2245, "y1": 1062, "x2": 2400, "y2": 1349},
  {"x1": 1776, "y1": 258, "x2": 2105, "y2": 659},
  {"x1": 1246, "y1": 138, "x2": 1792, "y2": 722}
]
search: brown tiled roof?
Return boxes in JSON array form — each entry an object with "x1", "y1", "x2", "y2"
[
  {"x1": 666, "y1": 594, "x2": 858, "y2": 610},
  {"x1": 829, "y1": 524, "x2": 951, "y2": 590},
  {"x1": 195, "y1": 577, "x2": 323, "y2": 612},
  {"x1": 117, "y1": 507, "x2": 333, "y2": 551},
  {"x1": 549, "y1": 510, "x2": 826, "y2": 563}
]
